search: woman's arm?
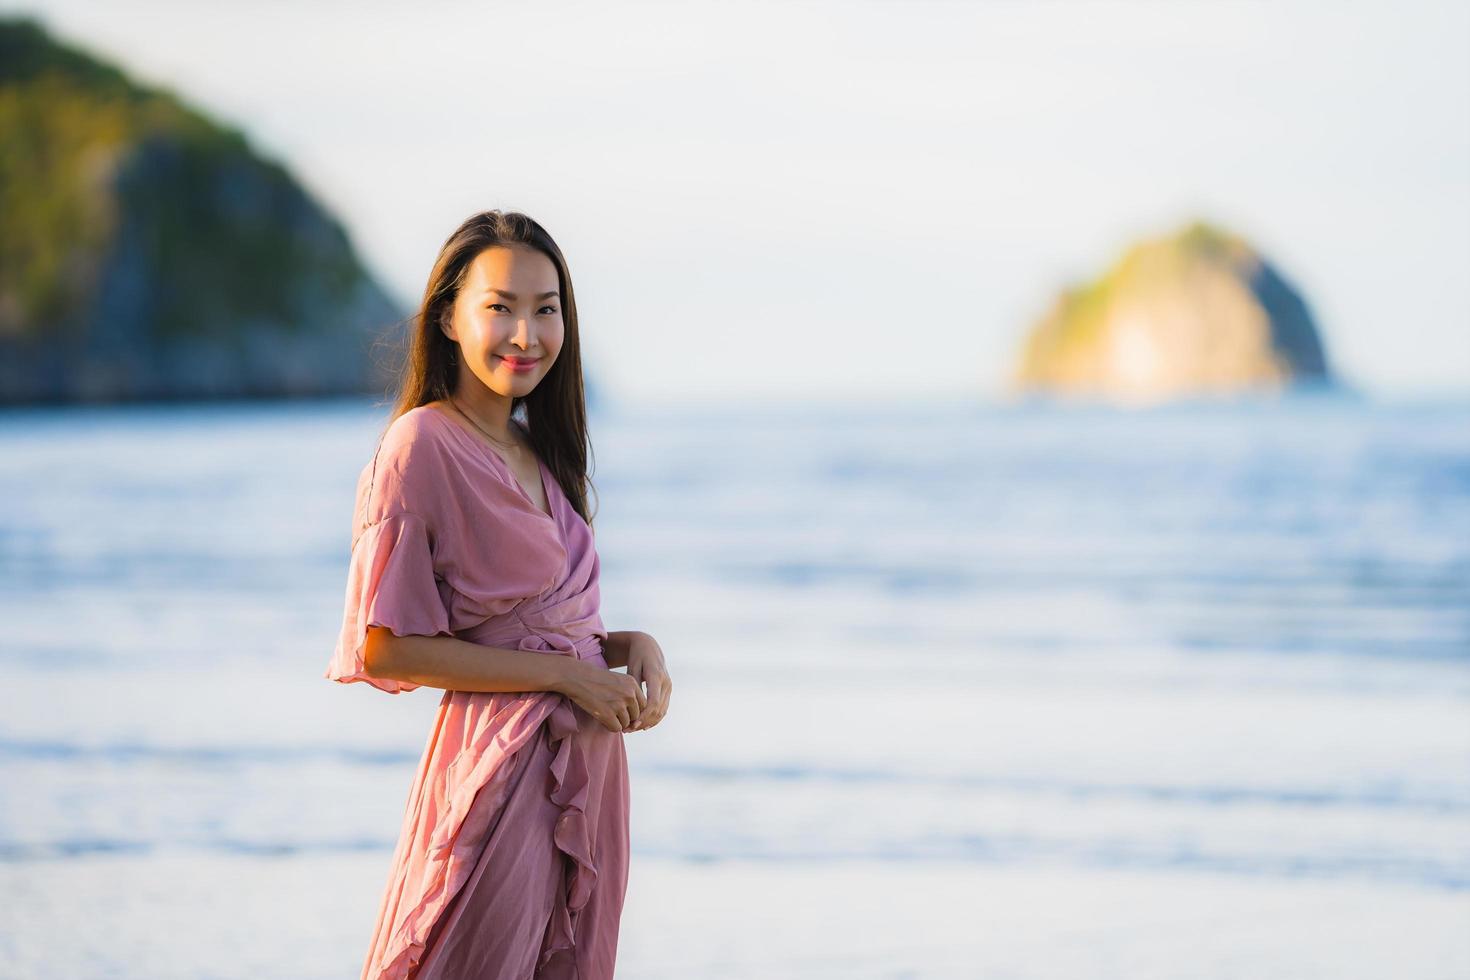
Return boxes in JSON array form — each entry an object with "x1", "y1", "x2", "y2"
[
  {"x1": 365, "y1": 628, "x2": 648, "y2": 732},
  {"x1": 364, "y1": 628, "x2": 573, "y2": 693},
  {"x1": 599, "y1": 630, "x2": 647, "y2": 670}
]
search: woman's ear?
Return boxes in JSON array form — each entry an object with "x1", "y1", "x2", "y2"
[{"x1": 438, "y1": 309, "x2": 457, "y2": 345}]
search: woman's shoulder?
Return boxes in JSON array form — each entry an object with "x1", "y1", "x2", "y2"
[
  {"x1": 381, "y1": 403, "x2": 457, "y2": 458},
  {"x1": 354, "y1": 405, "x2": 462, "y2": 525}
]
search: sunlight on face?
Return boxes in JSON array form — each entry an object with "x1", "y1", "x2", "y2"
[{"x1": 445, "y1": 244, "x2": 565, "y2": 399}]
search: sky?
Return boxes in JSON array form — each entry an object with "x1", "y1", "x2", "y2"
[{"x1": 7, "y1": 0, "x2": 1469, "y2": 406}]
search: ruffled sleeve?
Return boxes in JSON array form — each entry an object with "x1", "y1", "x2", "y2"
[
  {"x1": 326, "y1": 512, "x2": 453, "y2": 694},
  {"x1": 325, "y1": 412, "x2": 457, "y2": 694}
]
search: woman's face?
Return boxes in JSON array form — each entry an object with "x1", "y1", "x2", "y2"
[{"x1": 444, "y1": 244, "x2": 564, "y2": 399}]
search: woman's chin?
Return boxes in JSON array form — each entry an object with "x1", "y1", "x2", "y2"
[{"x1": 486, "y1": 373, "x2": 542, "y2": 398}]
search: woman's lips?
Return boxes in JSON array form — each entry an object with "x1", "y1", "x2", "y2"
[{"x1": 498, "y1": 356, "x2": 540, "y2": 373}]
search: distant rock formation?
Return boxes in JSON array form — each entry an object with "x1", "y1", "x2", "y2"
[
  {"x1": 1007, "y1": 220, "x2": 1337, "y2": 405},
  {"x1": 0, "y1": 16, "x2": 407, "y2": 404}
]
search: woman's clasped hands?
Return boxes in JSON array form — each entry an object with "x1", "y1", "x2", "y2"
[
  {"x1": 623, "y1": 632, "x2": 672, "y2": 732},
  {"x1": 559, "y1": 632, "x2": 673, "y2": 733}
]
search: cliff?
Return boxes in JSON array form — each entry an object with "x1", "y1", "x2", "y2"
[
  {"x1": 1008, "y1": 220, "x2": 1337, "y2": 405},
  {"x1": 0, "y1": 16, "x2": 406, "y2": 404}
]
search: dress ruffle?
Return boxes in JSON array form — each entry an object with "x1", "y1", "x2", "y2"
[{"x1": 540, "y1": 692, "x2": 598, "y2": 972}]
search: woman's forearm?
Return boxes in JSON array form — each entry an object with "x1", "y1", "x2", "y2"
[
  {"x1": 600, "y1": 630, "x2": 644, "y2": 670},
  {"x1": 364, "y1": 628, "x2": 574, "y2": 694}
]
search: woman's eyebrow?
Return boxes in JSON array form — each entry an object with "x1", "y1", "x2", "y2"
[{"x1": 483, "y1": 288, "x2": 560, "y2": 300}]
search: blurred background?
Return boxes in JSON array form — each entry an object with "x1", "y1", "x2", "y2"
[{"x1": 1, "y1": 1, "x2": 1467, "y2": 977}]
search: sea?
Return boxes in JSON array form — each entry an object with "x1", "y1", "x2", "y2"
[{"x1": 1, "y1": 390, "x2": 1467, "y2": 979}]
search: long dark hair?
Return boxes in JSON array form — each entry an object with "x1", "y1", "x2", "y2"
[{"x1": 379, "y1": 210, "x2": 597, "y2": 526}]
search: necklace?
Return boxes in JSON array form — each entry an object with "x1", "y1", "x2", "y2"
[{"x1": 448, "y1": 397, "x2": 522, "y2": 455}]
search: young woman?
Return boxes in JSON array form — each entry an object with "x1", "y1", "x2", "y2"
[{"x1": 325, "y1": 210, "x2": 672, "y2": 979}]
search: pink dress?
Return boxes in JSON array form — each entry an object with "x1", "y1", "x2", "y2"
[{"x1": 324, "y1": 404, "x2": 630, "y2": 980}]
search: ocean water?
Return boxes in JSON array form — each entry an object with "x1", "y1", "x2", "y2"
[{"x1": 1, "y1": 391, "x2": 1467, "y2": 979}]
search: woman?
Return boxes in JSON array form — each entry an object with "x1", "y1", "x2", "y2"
[{"x1": 325, "y1": 210, "x2": 672, "y2": 979}]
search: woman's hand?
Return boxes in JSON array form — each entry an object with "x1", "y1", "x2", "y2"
[
  {"x1": 557, "y1": 659, "x2": 648, "y2": 733},
  {"x1": 625, "y1": 633, "x2": 672, "y2": 732}
]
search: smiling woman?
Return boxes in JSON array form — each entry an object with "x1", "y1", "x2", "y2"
[{"x1": 325, "y1": 209, "x2": 672, "y2": 980}]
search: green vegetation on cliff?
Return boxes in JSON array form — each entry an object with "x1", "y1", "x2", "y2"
[
  {"x1": 0, "y1": 16, "x2": 402, "y2": 402},
  {"x1": 1011, "y1": 219, "x2": 1335, "y2": 404}
]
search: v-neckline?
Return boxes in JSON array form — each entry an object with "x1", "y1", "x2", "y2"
[{"x1": 423, "y1": 403, "x2": 558, "y2": 524}]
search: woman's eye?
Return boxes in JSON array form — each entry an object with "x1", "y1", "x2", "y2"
[{"x1": 487, "y1": 304, "x2": 558, "y2": 314}]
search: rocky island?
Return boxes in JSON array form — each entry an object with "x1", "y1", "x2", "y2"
[
  {"x1": 1007, "y1": 220, "x2": 1338, "y2": 405},
  {"x1": 0, "y1": 17, "x2": 406, "y2": 405}
]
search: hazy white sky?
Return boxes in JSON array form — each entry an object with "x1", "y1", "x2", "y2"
[{"x1": 10, "y1": 0, "x2": 1469, "y2": 405}]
